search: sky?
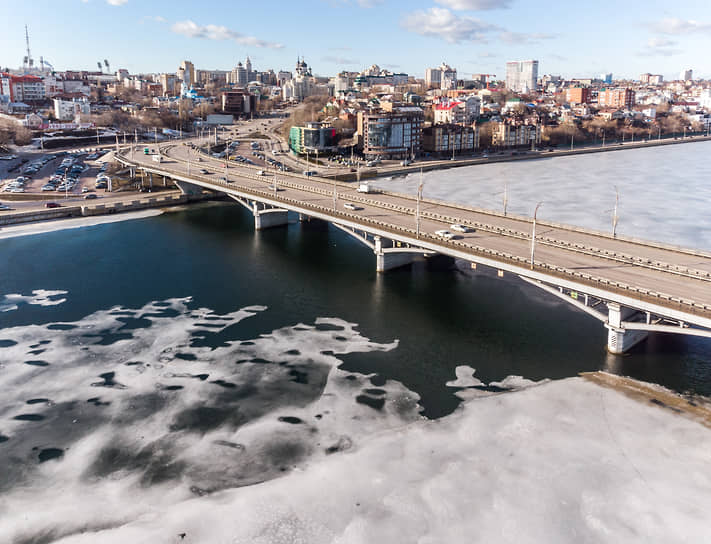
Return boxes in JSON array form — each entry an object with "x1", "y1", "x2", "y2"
[{"x1": 0, "y1": 0, "x2": 709, "y2": 80}]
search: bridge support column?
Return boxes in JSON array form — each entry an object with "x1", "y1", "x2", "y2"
[
  {"x1": 253, "y1": 202, "x2": 288, "y2": 230},
  {"x1": 174, "y1": 179, "x2": 203, "y2": 195},
  {"x1": 374, "y1": 236, "x2": 417, "y2": 272},
  {"x1": 606, "y1": 303, "x2": 648, "y2": 354}
]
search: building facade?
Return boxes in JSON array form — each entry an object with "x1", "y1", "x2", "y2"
[
  {"x1": 491, "y1": 122, "x2": 541, "y2": 148},
  {"x1": 53, "y1": 97, "x2": 90, "y2": 121},
  {"x1": 422, "y1": 124, "x2": 479, "y2": 154},
  {"x1": 357, "y1": 107, "x2": 424, "y2": 159},
  {"x1": 598, "y1": 88, "x2": 635, "y2": 109},
  {"x1": 566, "y1": 87, "x2": 591, "y2": 104},
  {"x1": 288, "y1": 122, "x2": 338, "y2": 155},
  {"x1": 505, "y1": 60, "x2": 538, "y2": 93},
  {"x1": 0, "y1": 73, "x2": 46, "y2": 102}
]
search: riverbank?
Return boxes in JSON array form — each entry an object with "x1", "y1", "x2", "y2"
[
  {"x1": 0, "y1": 190, "x2": 219, "y2": 228},
  {"x1": 324, "y1": 133, "x2": 711, "y2": 181}
]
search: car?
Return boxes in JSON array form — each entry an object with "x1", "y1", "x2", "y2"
[
  {"x1": 343, "y1": 202, "x2": 362, "y2": 211},
  {"x1": 0, "y1": 203, "x2": 11, "y2": 210},
  {"x1": 82, "y1": 187, "x2": 89, "y2": 193},
  {"x1": 45, "y1": 202, "x2": 61, "y2": 208},
  {"x1": 42, "y1": 185, "x2": 55, "y2": 191},
  {"x1": 199, "y1": 168, "x2": 210, "y2": 174},
  {"x1": 83, "y1": 193, "x2": 98, "y2": 199},
  {"x1": 450, "y1": 224, "x2": 472, "y2": 233},
  {"x1": 434, "y1": 229, "x2": 455, "y2": 239},
  {"x1": 0, "y1": 154, "x2": 18, "y2": 161},
  {"x1": 267, "y1": 184, "x2": 282, "y2": 191}
]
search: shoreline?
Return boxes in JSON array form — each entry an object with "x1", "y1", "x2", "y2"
[{"x1": 342, "y1": 133, "x2": 711, "y2": 181}]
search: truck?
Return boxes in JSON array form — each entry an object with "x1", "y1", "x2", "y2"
[
  {"x1": 152, "y1": 154, "x2": 162, "y2": 163},
  {"x1": 357, "y1": 182, "x2": 371, "y2": 193}
]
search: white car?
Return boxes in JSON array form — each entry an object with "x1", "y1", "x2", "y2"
[
  {"x1": 0, "y1": 154, "x2": 17, "y2": 160},
  {"x1": 343, "y1": 202, "x2": 362, "y2": 211},
  {"x1": 434, "y1": 229, "x2": 456, "y2": 239},
  {"x1": 450, "y1": 224, "x2": 472, "y2": 233}
]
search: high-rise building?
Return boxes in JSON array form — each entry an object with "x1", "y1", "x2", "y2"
[
  {"x1": 680, "y1": 69, "x2": 693, "y2": 81},
  {"x1": 600, "y1": 73, "x2": 613, "y2": 84},
  {"x1": 357, "y1": 107, "x2": 424, "y2": 159},
  {"x1": 425, "y1": 62, "x2": 456, "y2": 90},
  {"x1": 505, "y1": 60, "x2": 538, "y2": 93},
  {"x1": 177, "y1": 60, "x2": 195, "y2": 88}
]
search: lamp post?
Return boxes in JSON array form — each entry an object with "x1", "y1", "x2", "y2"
[
  {"x1": 333, "y1": 176, "x2": 337, "y2": 211},
  {"x1": 530, "y1": 202, "x2": 542, "y2": 270},
  {"x1": 503, "y1": 182, "x2": 508, "y2": 216},
  {"x1": 416, "y1": 169, "x2": 424, "y2": 238},
  {"x1": 612, "y1": 186, "x2": 619, "y2": 238}
]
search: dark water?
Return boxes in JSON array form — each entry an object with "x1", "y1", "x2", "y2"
[{"x1": 2, "y1": 203, "x2": 710, "y2": 419}]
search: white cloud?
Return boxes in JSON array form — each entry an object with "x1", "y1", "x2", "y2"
[
  {"x1": 435, "y1": 0, "x2": 512, "y2": 10},
  {"x1": 637, "y1": 37, "x2": 683, "y2": 57},
  {"x1": 322, "y1": 55, "x2": 360, "y2": 65},
  {"x1": 401, "y1": 8, "x2": 499, "y2": 44},
  {"x1": 171, "y1": 20, "x2": 284, "y2": 49},
  {"x1": 106, "y1": 0, "x2": 128, "y2": 5},
  {"x1": 499, "y1": 30, "x2": 555, "y2": 44},
  {"x1": 652, "y1": 17, "x2": 711, "y2": 35}
]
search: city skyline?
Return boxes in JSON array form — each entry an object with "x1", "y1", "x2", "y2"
[{"x1": 0, "y1": 0, "x2": 709, "y2": 80}]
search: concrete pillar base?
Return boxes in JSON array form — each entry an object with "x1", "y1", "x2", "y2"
[
  {"x1": 606, "y1": 303, "x2": 649, "y2": 354},
  {"x1": 376, "y1": 251, "x2": 417, "y2": 272},
  {"x1": 255, "y1": 209, "x2": 289, "y2": 230}
]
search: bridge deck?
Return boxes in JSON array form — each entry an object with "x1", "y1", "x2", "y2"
[{"x1": 121, "y1": 144, "x2": 711, "y2": 324}]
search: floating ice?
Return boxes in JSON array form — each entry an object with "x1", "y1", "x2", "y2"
[
  {"x1": 445, "y1": 365, "x2": 483, "y2": 388},
  {"x1": 0, "y1": 289, "x2": 68, "y2": 312}
]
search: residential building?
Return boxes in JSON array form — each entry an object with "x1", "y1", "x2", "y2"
[
  {"x1": 598, "y1": 88, "x2": 635, "y2": 109},
  {"x1": 680, "y1": 69, "x2": 693, "y2": 81},
  {"x1": 640, "y1": 73, "x2": 663, "y2": 85},
  {"x1": 492, "y1": 122, "x2": 541, "y2": 148},
  {"x1": 566, "y1": 87, "x2": 591, "y2": 105},
  {"x1": 425, "y1": 62, "x2": 457, "y2": 90},
  {"x1": 357, "y1": 107, "x2": 424, "y2": 159},
  {"x1": 433, "y1": 96, "x2": 480, "y2": 125},
  {"x1": 53, "y1": 96, "x2": 90, "y2": 121},
  {"x1": 505, "y1": 60, "x2": 538, "y2": 93},
  {"x1": 221, "y1": 90, "x2": 256, "y2": 116},
  {"x1": 177, "y1": 61, "x2": 195, "y2": 88},
  {"x1": 422, "y1": 124, "x2": 479, "y2": 154},
  {"x1": 0, "y1": 73, "x2": 46, "y2": 102},
  {"x1": 288, "y1": 122, "x2": 338, "y2": 155},
  {"x1": 159, "y1": 73, "x2": 179, "y2": 96}
]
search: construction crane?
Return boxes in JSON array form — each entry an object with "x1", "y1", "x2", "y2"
[{"x1": 480, "y1": 74, "x2": 496, "y2": 89}]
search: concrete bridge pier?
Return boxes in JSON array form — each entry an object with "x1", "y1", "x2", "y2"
[
  {"x1": 606, "y1": 303, "x2": 649, "y2": 354},
  {"x1": 374, "y1": 236, "x2": 432, "y2": 272},
  {"x1": 174, "y1": 179, "x2": 204, "y2": 195},
  {"x1": 253, "y1": 202, "x2": 289, "y2": 230}
]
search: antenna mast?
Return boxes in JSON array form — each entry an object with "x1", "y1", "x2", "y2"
[{"x1": 24, "y1": 25, "x2": 34, "y2": 72}]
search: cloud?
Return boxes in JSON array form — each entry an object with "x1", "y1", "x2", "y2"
[
  {"x1": 106, "y1": 0, "x2": 128, "y2": 5},
  {"x1": 499, "y1": 31, "x2": 555, "y2": 44},
  {"x1": 401, "y1": 8, "x2": 500, "y2": 43},
  {"x1": 651, "y1": 17, "x2": 711, "y2": 35},
  {"x1": 171, "y1": 20, "x2": 284, "y2": 49},
  {"x1": 477, "y1": 51, "x2": 498, "y2": 58},
  {"x1": 435, "y1": 0, "x2": 512, "y2": 10},
  {"x1": 321, "y1": 55, "x2": 360, "y2": 65},
  {"x1": 637, "y1": 37, "x2": 682, "y2": 57},
  {"x1": 140, "y1": 15, "x2": 166, "y2": 24}
]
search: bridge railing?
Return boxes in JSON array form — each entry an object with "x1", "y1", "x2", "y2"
[{"x1": 119, "y1": 152, "x2": 711, "y2": 320}]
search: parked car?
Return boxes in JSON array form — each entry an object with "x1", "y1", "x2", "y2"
[{"x1": 45, "y1": 202, "x2": 61, "y2": 208}]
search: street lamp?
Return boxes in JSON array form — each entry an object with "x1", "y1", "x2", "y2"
[
  {"x1": 530, "y1": 202, "x2": 542, "y2": 270},
  {"x1": 612, "y1": 186, "x2": 619, "y2": 238},
  {"x1": 333, "y1": 177, "x2": 337, "y2": 211},
  {"x1": 416, "y1": 169, "x2": 424, "y2": 238},
  {"x1": 503, "y1": 182, "x2": 508, "y2": 216}
]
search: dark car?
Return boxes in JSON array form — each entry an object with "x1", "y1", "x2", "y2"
[{"x1": 45, "y1": 202, "x2": 61, "y2": 208}]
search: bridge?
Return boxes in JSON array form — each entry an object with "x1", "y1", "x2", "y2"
[{"x1": 117, "y1": 142, "x2": 711, "y2": 354}]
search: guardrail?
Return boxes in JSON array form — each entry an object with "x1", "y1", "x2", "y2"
[{"x1": 119, "y1": 151, "x2": 711, "y2": 319}]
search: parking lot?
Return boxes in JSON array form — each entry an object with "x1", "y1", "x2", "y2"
[{"x1": 0, "y1": 149, "x2": 113, "y2": 204}]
